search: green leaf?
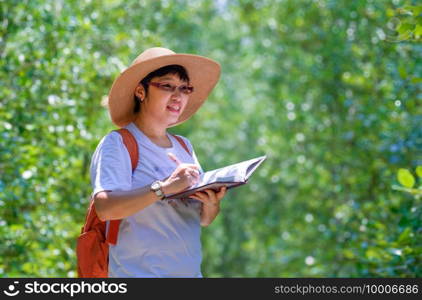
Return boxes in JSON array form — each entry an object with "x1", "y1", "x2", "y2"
[
  {"x1": 365, "y1": 248, "x2": 380, "y2": 260},
  {"x1": 397, "y1": 227, "x2": 413, "y2": 244},
  {"x1": 397, "y1": 22, "x2": 414, "y2": 36},
  {"x1": 410, "y1": 77, "x2": 422, "y2": 84},
  {"x1": 406, "y1": 5, "x2": 422, "y2": 16},
  {"x1": 416, "y1": 166, "x2": 422, "y2": 178},
  {"x1": 397, "y1": 169, "x2": 415, "y2": 188},
  {"x1": 343, "y1": 249, "x2": 354, "y2": 259},
  {"x1": 415, "y1": 24, "x2": 422, "y2": 37}
]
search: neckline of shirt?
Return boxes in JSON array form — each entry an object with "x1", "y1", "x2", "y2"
[{"x1": 127, "y1": 122, "x2": 176, "y2": 151}]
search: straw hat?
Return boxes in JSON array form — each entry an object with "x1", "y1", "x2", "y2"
[{"x1": 106, "y1": 47, "x2": 221, "y2": 127}]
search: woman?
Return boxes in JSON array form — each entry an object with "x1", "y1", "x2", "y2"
[{"x1": 89, "y1": 47, "x2": 226, "y2": 277}]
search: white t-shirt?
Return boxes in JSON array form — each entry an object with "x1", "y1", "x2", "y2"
[{"x1": 89, "y1": 122, "x2": 203, "y2": 277}]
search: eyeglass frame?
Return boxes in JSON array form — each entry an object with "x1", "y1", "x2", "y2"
[{"x1": 146, "y1": 81, "x2": 194, "y2": 95}]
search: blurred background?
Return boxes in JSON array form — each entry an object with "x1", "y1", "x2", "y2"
[{"x1": 0, "y1": 0, "x2": 421, "y2": 277}]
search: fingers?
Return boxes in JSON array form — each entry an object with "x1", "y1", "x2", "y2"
[
  {"x1": 185, "y1": 168, "x2": 199, "y2": 180},
  {"x1": 203, "y1": 189, "x2": 216, "y2": 200},
  {"x1": 201, "y1": 187, "x2": 226, "y2": 200},
  {"x1": 175, "y1": 164, "x2": 199, "y2": 176},
  {"x1": 190, "y1": 191, "x2": 207, "y2": 200},
  {"x1": 216, "y1": 186, "x2": 227, "y2": 199},
  {"x1": 190, "y1": 189, "x2": 220, "y2": 207},
  {"x1": 184, "y1": 167, "x2": 200, "y2": 180},
  {"x1": 166, "y1": 153, "x2": 201, "y2": 192},
  {"x1": 189, "y1": 192, "x2": 210, "y2": 205},
  {"x1": 192, "y1": 188, "x2": 225, "y2": 199},
  {"x1": 184, "y1": 168, "x2": 199, "y2": 177},
  {"x1": 167, "y1": 152, "x2": 182, "y2": 165},
  {"x1": 168, "y1": 153, "x2": 199, "y2": 170},
  {"x1": 184, "y1": 170, "x2": 199, "y2": 186},
  {"x1": 174, "y1": 162, "x2": 200, "y2": 183}
]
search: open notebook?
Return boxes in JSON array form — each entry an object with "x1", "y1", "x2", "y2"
[{"x1": 164, "y1": 155, "x2": 267, "y2": 200}]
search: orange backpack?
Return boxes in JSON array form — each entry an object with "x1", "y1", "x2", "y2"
[{"x1": 76, "y1": 128, "x2": 190, "y2": 278}]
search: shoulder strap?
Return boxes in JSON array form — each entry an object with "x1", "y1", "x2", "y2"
[
  {"x1": 116, "y1": 128, "x2": 139, "y2": 172},
  {"x1": 106, "y1": 128, "x2": 139, "y2": 245},
  {"x1": 172, "y1": 134, "x2": 191, "y2": 156}
]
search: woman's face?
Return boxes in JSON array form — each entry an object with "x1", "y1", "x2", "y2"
[{"x1": 135, "y1": 73, "x2": 190, "y2": 127}]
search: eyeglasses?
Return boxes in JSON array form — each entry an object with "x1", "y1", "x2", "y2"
[{"x1": 147, "y1": 82, "x2": 194, "y2": 95}]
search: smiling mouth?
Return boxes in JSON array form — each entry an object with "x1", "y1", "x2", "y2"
[{"x1": 166, "y1": 105, "x2": 181, "y2": 113}]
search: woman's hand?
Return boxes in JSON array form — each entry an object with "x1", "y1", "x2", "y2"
[
  {"x1": 189, "y1": 187, "x2": 227, "y2": 226},
  {"x1": 161, "y1": 153, "x2": 200, "y2": 195}
]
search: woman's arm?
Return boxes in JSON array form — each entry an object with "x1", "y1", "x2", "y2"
[
  {"x1": 94, "y1": 185, "x2": 159, "y2": 221},
  {"x1": 94, "y1": 162, "x2": 200, "y2": 221}
]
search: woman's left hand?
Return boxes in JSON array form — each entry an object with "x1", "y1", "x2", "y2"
[{"x1": 189, "y1": 187, "x2": 227, "y2": 226}]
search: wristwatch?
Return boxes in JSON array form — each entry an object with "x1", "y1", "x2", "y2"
[{"x1": 150, "y1": 180, "x2": 165, "y2": 200}]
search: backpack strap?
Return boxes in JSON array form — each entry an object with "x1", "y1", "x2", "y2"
[
  {"x1": 106, "y1": 128, "x2": 139, "y2": 245},
  {"x1": 117, "y1": 128, "x2": 139, "y2": 173},
  {"x1": 172, "y1": 134, "x2": 191, "y2": 156}
]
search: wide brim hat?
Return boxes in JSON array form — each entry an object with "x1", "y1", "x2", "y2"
[{"x1": 106, "y1": 47, "x2": 221, "y2": 128}]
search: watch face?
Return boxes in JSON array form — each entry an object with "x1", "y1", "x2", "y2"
[{"x1": 152, "y1": 181, "x2": 160, "y2": 190}]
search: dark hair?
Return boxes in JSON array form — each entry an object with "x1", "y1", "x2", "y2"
[{"x1": 133, "y1": 64, "x2": 190, "y2": 113}]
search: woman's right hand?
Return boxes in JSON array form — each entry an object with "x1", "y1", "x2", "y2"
[{"x1": 161, "y1": 153, "x2": 200, "y2": 195}]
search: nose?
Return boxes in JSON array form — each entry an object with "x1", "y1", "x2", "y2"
[
  {"x1": 170, "y1": 88, "x2": 183, "y2": 101},
  {"x1": 171, "y1": 87, "x2": 183, "y2": 97}
]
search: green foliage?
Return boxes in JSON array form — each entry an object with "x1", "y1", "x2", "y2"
[
  {"x1": 417, "y1": 166, "x2": 422, "y2": 177},
  {"x1": 393, "y1": 166, "x2": 422, "y2": 197},
  {"x1": 398, "y1": 168, "x2": 415, "y2": 188},
  {"x1": 393, "y1": 4, "x2": 422, "y2": 42},
  {"x1": 1, "y1": 0, "x2": 421, "y2": 277}
]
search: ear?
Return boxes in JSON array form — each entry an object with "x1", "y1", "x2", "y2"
[{"x1": 134, "y1": 84, "x2": 146, "y2": 101}]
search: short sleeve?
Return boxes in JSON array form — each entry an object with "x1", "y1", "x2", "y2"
[{"x1": 89, "y1": 131, "x2": 133, "y2": 198}]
